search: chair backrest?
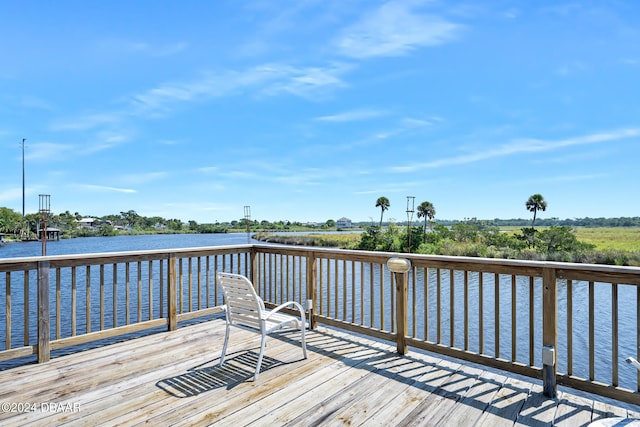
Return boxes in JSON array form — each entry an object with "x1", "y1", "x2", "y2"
[{"x1": 217, "y1": 272, "x2": 264, "y2": 330}]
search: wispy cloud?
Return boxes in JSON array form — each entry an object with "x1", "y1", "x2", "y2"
[
  {"x1": 119, "y1": 172, "x2": 168, "y2": 185},
  {"x1": 73, "y1": 184, "x2": 136, "y2": 194},
  {"x1": 388, "y1": 128, "x2": 640, "y2": 173},
  {"x1": 99, "y1": 39, "x2": 188, "y2": 57},
  {"x1": 129, "y1": 62, "x2": 351, "y2": 117},
  {"x1": 51, "y1": 112, "x2": 122, "y2": 132},
  {"x1": 315, "y1": 109, "x2": 386, "y2": 122},
  {"x1": 82, "y1": 131, "x2": 131, "y2": 154},
  {"x1": 24, "y1": 142, "x2": 75, "y2": 161},
  {"x1": 335, "y1": 1, "x2": 462, "y2": 59}
]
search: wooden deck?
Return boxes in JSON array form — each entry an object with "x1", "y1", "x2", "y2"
[{"x1": 0, "y1": 318, "x2": 638, "y2": 427}]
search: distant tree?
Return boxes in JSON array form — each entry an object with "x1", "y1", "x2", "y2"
[
  {"x1": 375, "y1": 196, "x2": 390, "y2": 227},
  {"x1": 120, "y1": 210, "x2": 141, "y2": 228},
  {"x1": 0, "y1": 207, "x2": 22, "y2": 234},
  {"x1": 416, "y1": 201, "x2": 436, "y2": 239},
  {"x1": 325, "y1": 219, "x2": 336, "y2": 228},
  {"x1": 526, "y1": 194, "x2": 547, "y2": 227}
]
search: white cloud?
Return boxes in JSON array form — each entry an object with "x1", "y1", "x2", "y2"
[
  {"x1": 119, "y1": 172, "x2": 168, "y2": 185},
  {"x1": 24, "y1": 142, "x2": 75, "y2": 162},
  {"x1": 387, "y1": 128, "x2": 640, "y2": 173},
  {"x1": 73, "y1": 184, "x2": 136, "y2": 194},
  {"x1": 315, "y1": 109, "x2": 386, "y2": 122},
  {"x1": 335, "y1": 1, "x2": 461, "y2": 59}
]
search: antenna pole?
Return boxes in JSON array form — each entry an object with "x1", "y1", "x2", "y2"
[
  {"x1": 21, "y1": 138, "x2": 26, "y2": 218},
  {"x1": 244, "y1": 206, "x2": 251, "y2": 244},
  {"x1": 406, "y1": 196, "x2": 415, "y2": 253}
]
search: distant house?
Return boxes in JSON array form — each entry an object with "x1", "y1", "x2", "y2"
[
  {"x1": 78, "y1": 218, "x2": 97, "y2": 229},
  {"x1": 336, "y1": 217, "x2": 352, "y2": 228}
]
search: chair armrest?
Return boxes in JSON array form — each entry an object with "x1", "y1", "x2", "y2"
[{"x1": 264, "y1": 301, "x2": 306, "y2": 323}]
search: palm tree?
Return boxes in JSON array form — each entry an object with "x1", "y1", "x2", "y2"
[
  {"x1": 375, "y1": 196, "x2": 390, "y2": 227},
  {"x1": 416, "y1": 201, "x2": 436, "y2": 238},
  {"x1": 525, "y1": 194, "x2": 547, "y2": 227}
]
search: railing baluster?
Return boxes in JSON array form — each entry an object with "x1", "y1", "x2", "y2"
[
  {"x1": 495, "y1": 273, "x2": 500, "y2": 359},
  {"x1": 567, "y1": 279, "x2": 573, "y2": 376},
  {"x1": 464, "y1": 271, "x2": 469, "y2": 351},
  {"x1": 335, "y1": 260, "x2": 339, "y2": 319},
  {"x1": 178, "y1": 259, "x2": 183, "y2": 314},
  {"x1": 292, "y1": 255, "x2": 296, "y2": 303},
  {"x1": 327, "y1": 259, "x2": 331, "y2": 317},
  {"x1": 612, "y1": 283, "x2": 619, "y2": 387},
  {"x1": 24, "y1": 271, "x2": 29, "y2": 345},
  {"x1": 205, "y1": 256, "x2": 210, "y2": 308},
  {"x1": 424, "y1": 267, "x2": 429, "y2": 342},
  {"x1": 137, "y1": 261, "x2": 142, "y2": 322},
  {"x1": 529, "y1": 276, "x2": 534, "y2": 366},
  {"x1": 411, "y1": 265, "x2": 416, "y2": 337},
  {"x1": 369, "y1": 263, "x2": 374, "y2": 328},
  {"x1": 343, "y1": 260, "x2": 348, "y2": 322},
  {"x1": 160, "y1": 260, "x2": 165, "y2": 317},
  {"x1": 511, "y1": 274, "x2": 516, "y2": 363},
  {"x1": 360, "y1": 262, "x2": 365, "y2": 326},
  {"x1": 125, "y1": 263, "x2": 130, "y2": 325},
  {"x1": 479, "y1": 272, "x2": 484, "y2": 355},
  {"x1": 71, "y1": 267, "x2": 76, "y2": 337},
  {"x1": 351, "y1": 261, "x2": 357, "y2": 323},
  {"x1": 197, "y1": 257, "x2": 202, "y2": 311},
  {"x1": 589, "y1": 280, "x2": 595, "y2": 381},
  {"x1": 450, "y1": 269, "x2": 455, "y2": 347},
  {"x1": 148, "y1": 260, "x2": 153, "y2": 320},
  {"x1": 188, "y1": 258, "x2": 193, "y2": 313},
  {"x1": 380, "y1": 264, "x2": 385, "y2": 331},
  {"x1": 637, "y1": 283, "x2": 640, "y2": 393},
  {"x1": 100, "y1": 264, "x2": 105, "y2": 331},
  {"x1": 56, "y1": 268, "x2": 61, "y2": 339},
  {"x1": 437, "y1": 268, "x2": 441, "y2": 344},
  {"x1": 86, "y1": 266, "x2": 91, "y2": 334},
  {"x1": 5, "y1": 271, "x2": 10, "y2": 350},
  {"x1": 113, "y1": 264, "x2": 118, "y2": 328}
]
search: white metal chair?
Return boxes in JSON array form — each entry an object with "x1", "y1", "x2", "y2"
[{"x1": 217, "y1": 271, "x2": 307, "y2": 381}]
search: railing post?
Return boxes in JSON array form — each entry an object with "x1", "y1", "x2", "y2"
[
  {"x1": 307, "y1": 252, "x2": 318, "y2": 329},
  {"x1": 167, "y1": 253, "x2": 177, "y2": 331},
  {"x1": 37, "y1": 260, "x2": 50, "y2": 363},
  {"x1": 542, "y1": 266, "x2": 557, "y2": 398},
  {"x1": 387, "y1": 257, "x2": 411, "y2": 355}
]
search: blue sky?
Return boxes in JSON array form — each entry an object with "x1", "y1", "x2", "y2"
[{"x1": 1, "y1": 1, "x2": 639, "y2": 224}]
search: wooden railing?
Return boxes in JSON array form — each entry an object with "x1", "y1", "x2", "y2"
[
  {"x1": 0, "y1": 246, "x2": 251, "y2": 363},
  {"x1": 1, "y1": 244, "x2": 640, "y2": 405}
]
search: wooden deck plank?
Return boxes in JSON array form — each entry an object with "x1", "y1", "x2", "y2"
[
  {"x1": 553, "y1": 392, "x2": 594, "y2": 426},
  {"x1": 515, "y1": 384, "x2": 558, "y2": 427},
  {"x1": 436, "y1": 370, "x2": 508, "y2": 426},
  {"x1": 0, "y1": 318, "x2": 637, "y2": 426},
  {"x1": 477, "y1": 376, "x2": 534, "y2": 426}
]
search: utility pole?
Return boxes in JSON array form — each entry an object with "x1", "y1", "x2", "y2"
[
  {"x1": 406, "y1": 196, "x2": 415, "y2": 253},
  {"x1": 244, "y1": 206, "x2": 251, "y2": 244},
  {"x1": 39, "y1": 194, "x2": 50, "y2": 256},
  {"x1": 21, "y1": 138, "x2": 26, "y2": 218}
]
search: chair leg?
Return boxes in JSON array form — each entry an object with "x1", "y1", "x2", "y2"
[
  {"x1": 254, "y1": 332, "x2": 267, "y2": 381},
  {"x1": 220, "y1": 323, "x2": 230, "y2": 366}
]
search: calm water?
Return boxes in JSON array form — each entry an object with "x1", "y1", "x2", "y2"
[{"x1": 0, "y1": 233, "x2": 254, "y2": 259}]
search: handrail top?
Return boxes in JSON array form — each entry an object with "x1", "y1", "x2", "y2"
[
  {"x1": 0, "y1": 243, "x2": 639, "y2": 277},
  {"x1": 0, "y1": 243, "x2": 254, "y2": 264}
]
